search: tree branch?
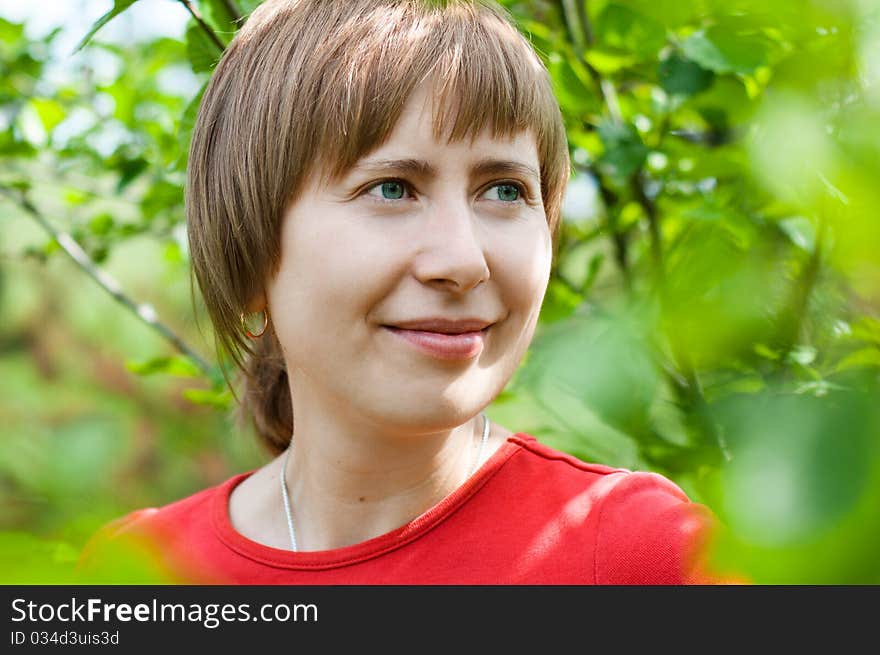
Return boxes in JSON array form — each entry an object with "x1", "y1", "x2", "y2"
[
  {"x1": 1, "y1": 186, "x2": 214, "y2": 377},
  {"x1": 177, "y1": 0, "x2": 227, "y2": 52}
]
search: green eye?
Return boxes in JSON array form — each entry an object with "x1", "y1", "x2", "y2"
[
  {"x1": 371, "y1": 181, "x2": 406, "y2": 200},
  {"x1": 485, "y1": 183, "x2": 523, "y2": 202},
  {"x1": 381, "y1": 181, "x2": 405, "y2": 199},
  {"x1": 494, "y1": 184, "x2": 521, "y2": 201}
]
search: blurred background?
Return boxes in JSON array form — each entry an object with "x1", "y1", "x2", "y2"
[{"x1": 1, "y1": 0, "x2": 878, "y2": 583}]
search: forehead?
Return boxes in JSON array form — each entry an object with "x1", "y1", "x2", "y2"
[{"x1": 338, "y1": 85, "x2": 541, "y2": 181}]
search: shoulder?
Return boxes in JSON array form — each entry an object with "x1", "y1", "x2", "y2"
[
  {"x1": 506, "y1": 434, "x2": 727, "y2": 584},
  {"x1": 74, "y1": 472, "x2": 252, "y2": 583},
  {"x1": 506, "y1": 433, "x2": 697, "y2": 513},
  {"x1": 506, "y1": 433, "x2": 629, "y2": 477}
]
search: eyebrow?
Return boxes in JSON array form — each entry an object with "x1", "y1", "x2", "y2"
[{"x1": 351, "y1": 157, "x2": 541, "y2": 185}]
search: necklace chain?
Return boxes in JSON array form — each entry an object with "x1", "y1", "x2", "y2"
[{"x1": 279, "y1": 413, "x2": 490, "y2": 552}]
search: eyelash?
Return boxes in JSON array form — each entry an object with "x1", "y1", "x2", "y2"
[{"x1": 362, "y1": 179, "x2": 532, "y2": 205}]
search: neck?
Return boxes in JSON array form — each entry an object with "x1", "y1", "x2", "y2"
[{"x1": 281, "y1": 406, "x2": 487, "y2": 552}]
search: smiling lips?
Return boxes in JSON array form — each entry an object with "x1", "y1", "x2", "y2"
[{"x1": 383, "y1": 318, "x2": 493, "y2": 360}]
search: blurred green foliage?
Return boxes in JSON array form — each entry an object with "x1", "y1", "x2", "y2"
[{"x1": 1, "y1": 0, "x2": 878, "y2": 584}]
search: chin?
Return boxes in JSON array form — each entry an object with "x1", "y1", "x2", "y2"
[
  {"x1": 344, "y1": 361, "x2": 505, "y2": 427},
  {"x1": 362, "y1": 398, "x2": 486, "y2": 433}
]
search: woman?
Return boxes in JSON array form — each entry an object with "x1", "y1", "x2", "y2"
[{"x1": 78, "y1": 0, "x2": 723, "y2": 584}]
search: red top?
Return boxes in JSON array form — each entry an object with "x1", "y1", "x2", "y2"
[{"x1": 77, "y1": 434, "x2": 725, "y2": 584}]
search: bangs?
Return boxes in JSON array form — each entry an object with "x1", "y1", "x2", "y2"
[{"x1": 306, "y1": 1, "x2": 564, "y2": 186}]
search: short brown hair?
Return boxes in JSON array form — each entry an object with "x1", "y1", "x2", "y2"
[{"x1": 186, "y1": 0, "x2": 571, "y2": 454}]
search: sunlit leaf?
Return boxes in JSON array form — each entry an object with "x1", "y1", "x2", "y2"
[
  {"x1": 835, "y1": 348, "x2": 880, "y2": 373},
  {"x1": 182, "y1": 387, "x2": 233, "y2": 409},
  {"x1": 126, "y1": 355, "x2": 202, "y2": 378},
  {"x1": 682, "y1": 26, "x2": 772, "y2": 75},
  {"x1": 74, "y1": 0, "x2": 141, "y2": 53},
  {"x1": 777, "y1": 216, "x2": 817, "y2": 253},
  {"x1": 88, "y1": 212, "x2": 115, "y2": 236},
  {"x1": 29, "y1": 97, "x2": 66, "y2": 134}
]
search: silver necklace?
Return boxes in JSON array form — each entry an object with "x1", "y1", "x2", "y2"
[{"x1": 279, "y1": 412, "x2": 490, "y2": 552}]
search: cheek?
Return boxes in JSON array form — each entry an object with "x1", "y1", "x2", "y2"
[
  {"x1": 495, "y1": 221, "x2": 552, "y2": 310},
  {"x1": 267, "y1": 224, "x2": 399, "y2": 343}
]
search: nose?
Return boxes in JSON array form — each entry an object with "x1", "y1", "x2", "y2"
[{"x1": 412, "y1": 198, "x2": 490, "y2": 293}]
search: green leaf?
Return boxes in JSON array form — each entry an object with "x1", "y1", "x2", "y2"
[
  {"x1": 114, "y1": 156, "x2": 149, "y2": 192},
  {"x1": 682, "y1": 27, "x2": 771, "y2": 75},
  {"x1": 546, "y1": 53, "x2": 598, "y2": 116},
  {"x1": 528, "y1": 311, "x2": 660, "y2": 438},
  {"x1": 0, "y1": 17, "x2": 25, "y2": 47},
  {"x1": 29, "y1": 98, "x2": 66, "y2": 133},
  {"x1": 584, "y1": 49, "x2": 639, "y2": 75},
  {"x1": 186, "y1": 21, "x2": 222, "y2": 73},
  {"x1": 4, "y1": 177, "x2": 31, "y2": 192},
  {"x1": 595, "y1": 3, "x2": 667, "y2": 60},
  {"x1": 172, "y1": 82, "x2": 207, "y2": 171},
  {"x1": 707, "y1": 375, "x2": 766, "y2": 399},
  {"x1": 88, "y1": 212, "x2": 115, "y2": 236},
  {"x1": 539, "y1": 278, "x2": 583, "y2": 323},
  {"x1": 140, "y1": 179, "x2": 184, "y2": 219},
  {"x1": 74, "y1": 0, "x2": 141, "y2": 53},
  {"x1": 851, "y1": 318, "x2": 880, "y2": 345},
  {"x1": 183, "y1": 387, "x2": 233, "y2": 409},
  {"x1": 62, "y1": 187, "x2": 91, "y2": 205},
  {"x1": 612, "y1": 0, "x2": 696, "y2": 29},
  {"x1": 203, "y1": 0, "x2": 244, "y2": 44},
  {"x1": 0, "y1": 128, "x2": 37, "y2": 158},
  {"x1": 658, "y1": 52, "x2": 715, "y2": 96},
  {"x1": 835, "y1": 348, "x2": 880, "y2": 373},
  {"x1": 711, "y1": 388, "x2": 879, "y2": 582},
  {"x1": 237, "y1": 0, "x2": 263, "y2": 15},
  {"x1": 597, "y1": 121, "x2": 648, "y2": 182},
  {"x1": 126, "y1": 355, "x2": 201, "y2": 378},
  {"x1": 777, "y1": 216, "x2": 817, "y2": 254}
]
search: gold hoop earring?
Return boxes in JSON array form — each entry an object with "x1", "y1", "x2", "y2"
[{"x1": 240, "y1": 310, "x2": 269, "y2": 339}]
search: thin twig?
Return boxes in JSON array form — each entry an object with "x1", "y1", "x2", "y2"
[
  {"x1": 177, "y1": 0, "x2": 227, "y2": 52},
  {"x1": 592, "y1": 173, "x2": 631, "y2": 288},
  {"x1": 630, "y1": 171, "x2": 663, "y2": 278},
  {"x1": 1, "y1": 186, "x2": 214, "y2": 377}
]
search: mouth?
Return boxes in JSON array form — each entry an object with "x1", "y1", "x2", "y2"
[
  {"x1": 383, "y1": 318, "x2": 495, "y2": 334},
  {"x1": 381, "y1": 324, "x2": 492, "y2": 360}
]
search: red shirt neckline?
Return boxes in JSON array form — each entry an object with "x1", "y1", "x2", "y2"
[{"x1": 210, "y1": 434, "x2": 530, "y2": 570}]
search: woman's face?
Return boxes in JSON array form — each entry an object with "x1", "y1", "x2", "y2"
[{"x1": 265, "y1": 85, "x2": 553, "y2": 431}]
